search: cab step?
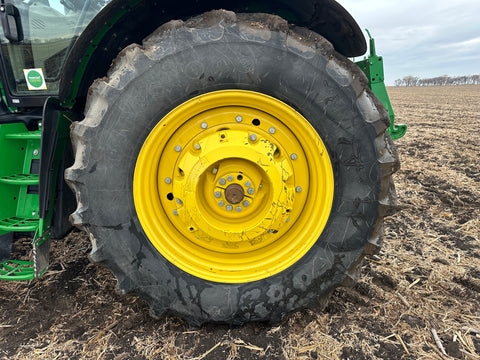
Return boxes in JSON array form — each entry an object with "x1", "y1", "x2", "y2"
[
  {"x1": 0, "y1": 173, "x2": 39, "y2": 185},
  {"x1": 0, "y1": 260, "x2": 34, "y2": 281},
  {"x1": 0, "y1": 217, "x2": 40, "y2": 232},
  {"x1": 4, "y1": 130, "x2": 42, "y2": 140}
]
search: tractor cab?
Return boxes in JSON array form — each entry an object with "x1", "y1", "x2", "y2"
[{"x1": 0, "y1": 0, "x2": 111, "y2": 108}]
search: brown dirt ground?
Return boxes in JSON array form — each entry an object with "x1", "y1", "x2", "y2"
[{"x1": 1, "y1": 85, "x2": 479, "y2": 359}]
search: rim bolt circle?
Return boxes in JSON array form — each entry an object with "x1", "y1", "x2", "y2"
[
  {"x1": 247, "y1": 187, "x2": 255, "y2": 195},
  {"x1": 226, "y1": 205, "x2": 233, "y2": 211},
  {"x1": 214, "y1": 191, "x2": 222, "y2": 198},
  {"x1": 219, "y1": 178, "x2": 227, "y2": 186}
]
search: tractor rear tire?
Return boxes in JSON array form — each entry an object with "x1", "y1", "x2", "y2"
[{"x1": 65, "y1": 10, "x2": 399, "y2": 326}]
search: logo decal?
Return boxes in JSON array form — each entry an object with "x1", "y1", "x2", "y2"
[{"x1": 23, "y1": 68, "x2": 47, "y2": 90}]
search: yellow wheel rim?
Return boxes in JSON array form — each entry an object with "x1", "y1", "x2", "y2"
[{"x1": 133, "y1": 90, "x2": 334, "y2": 283}]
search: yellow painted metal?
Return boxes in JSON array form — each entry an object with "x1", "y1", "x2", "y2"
[{"x1": 133, "y1": 90, "x2": 334, "y2": 283}]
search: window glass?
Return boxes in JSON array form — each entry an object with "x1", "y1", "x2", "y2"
[{"x1": 0, "y1": 0, "x2": 112, "y2": 95}]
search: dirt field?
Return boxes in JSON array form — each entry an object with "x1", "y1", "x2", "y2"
[{"x1": 1, "y1": 85, "x2": 479, "y2": 359}]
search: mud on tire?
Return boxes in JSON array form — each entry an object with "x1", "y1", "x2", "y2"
[{"x1": 65, "y1": 10, "x2": 399, "y2": 326}]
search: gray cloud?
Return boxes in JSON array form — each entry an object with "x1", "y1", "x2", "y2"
[{"x1": 339, "y1": 0, "x2": 480, "y2": 84}]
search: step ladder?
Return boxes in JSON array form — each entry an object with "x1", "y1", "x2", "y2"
[{"x1": 0, "y1": 122, "x2": 49, "y2": 280}]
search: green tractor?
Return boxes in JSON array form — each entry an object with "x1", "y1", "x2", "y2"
[{"x1": 0, "y1": 0, "x2": 405, "y2": 325}]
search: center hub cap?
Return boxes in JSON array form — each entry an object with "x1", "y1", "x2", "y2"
[{"x1": 225, "y1": 183, "x2": 244, "y2": 204}]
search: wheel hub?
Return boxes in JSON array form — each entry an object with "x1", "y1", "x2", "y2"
[
  {"x1": 133, "y1": 90, "x2": 334, "y2": 282},
  {"x1": 225, "y1": 184, "x2": 244, "y2": 204}
]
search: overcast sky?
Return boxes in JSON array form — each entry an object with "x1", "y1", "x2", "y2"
[{"x1": 339, "y1": 0, "x2": 480, "y2": 85}]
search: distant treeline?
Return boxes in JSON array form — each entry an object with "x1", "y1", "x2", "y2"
[{"x1": 394, "y1": 75, "x2": 480, "y2": 87}]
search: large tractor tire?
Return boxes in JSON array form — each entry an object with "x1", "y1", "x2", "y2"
[{"x1": 65, "y1": 10, "x2": 399, "y2": 326}]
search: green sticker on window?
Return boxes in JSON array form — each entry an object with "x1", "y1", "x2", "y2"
[{"x1": 23, "y1": 68, "x2": 47, "y2": 90}]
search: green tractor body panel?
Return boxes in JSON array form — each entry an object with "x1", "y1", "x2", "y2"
[
  {"x1": 355, "y1": 30, "x2": 407, "y2": 139},
  {"x1": 0, "y1": 0, "x2": 404, "y2": 281}
]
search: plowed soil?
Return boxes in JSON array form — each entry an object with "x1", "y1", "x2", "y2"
[{"x1": 1, "y1": 85, "x2": 479, "y2": 359}]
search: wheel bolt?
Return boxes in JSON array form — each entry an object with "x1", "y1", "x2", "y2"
[
  {"x1": 269, "y1": 127, "x2": 276, "y2": 134},
  {"x1": 194, "y1": 143, "x2": 201, "y2": 150},
  {"x1": 295, "y1": 186, "x2": 302, "y2": 193},
  {"x1": 33, "y1": 149, "x2": 39, "y2": 156},
  {"x1": 176, "y1": 198, "x2": 183, "y2": 204},
  {"x1": 165, "y1": 177, "x2": 172, "y2": 184},
  {"x1": 174, "y1": 145, "x2": 182, "y2": 152},
  {"x1": 214, "y1": 191, "x2": 222, "y2": 198},
  {"x1": 249, "y1": 134, "x2": 257, "y2": 142},
  {"x1": 218, "y1": 201, "x2": 225, "y2": 207},
  {"x1": 173, "y1": 209, "x2": 179, "y2": 216},
  {"x1": 226, "y1": 204, "x2": 233, "y2": 211},
  {"x1": 235, "y1": 115, "x2": 243, "y2": 122},
  {"x1": 236, "y1": 206, "x2": 242, "y2": 212},
  {"x1": 227, "y1": 175, "x2": 233, "y2": 182},
  {"x1": 212, "y1": 167, "x2": 218, "y2": 174},
  {"x1": 245, "y1": 181, "x2": 251, "y2": 187},
  {"x1": 290, "y1": 153, "x2": 298, "y2": 160},
  {"x1": 219, "y1": 178, "x2": 226, "y2": 186},
  {"x1": 243, "y1": 200, "x2": 250, "y2": 207},
  {"x1": 247, "y1": 187, "x2": 255, "y2": 195},
  {"x1": 201, "y1": 122, "x2": 208, "y2": 129}
]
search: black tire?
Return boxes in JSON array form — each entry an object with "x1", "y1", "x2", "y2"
[{"x1": 65, "y1": 10, "x2": 399, "y2": 326}]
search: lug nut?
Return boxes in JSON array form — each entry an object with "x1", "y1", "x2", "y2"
[
  {"x1": 176, "y1": 198, "x2": 183, "y2": 204},
  {"x1": 226, "y1": 204, "x2": 233, "y2": 211},
  {"x1": 214, "y1": 191, "x2": 222, "y2": 198},
  {"x1": 33, "y1": 149, "x2": 39, "y2": 156},
  {"x1": 249, "y1": 134, "x2": 257, "y2": 142},
  {"x1": 218, "y1": 201, "x2": 225, "y2": 207},
  {"x1": 247, "y1": 187, "x2": 255, "y2": 195},
  {"x1": 174, "y1": 145, "x2": 182, "y2": 152},
  {"x1": 245, "y1": 181, "x2": 251, "y2": 187},
  {"x1": 236, "y1": 206, "x2": 242, "y2": 212},
  {"x1": 165, "y1": 177, "x2": 172, "y2": 184},
  {"x1": 268, "y1": 127, "x2": 276, "y2": 134},
  {"x1": 173, "y1": 209, "x2": 179, "y2": 216},
  {"x1": 227, "y1": 175, "x2": 233, "y2": 182},
  {"x1": 243, "y1": 200, "x2": 250, "y2": 207},
  {"x1": 194, "y1": 143, "x2": 201, "y2": 150},
  {"x1": 235, "y1": 115, "x2": 243, "y2": 122},
  {"x1": 212, "y1": 167, "x2": 218, "y2": 174},
  {"x1": 201, "y1": 122, "x2": 208, "y2": 129},
  {"x1": 290, "y1": 153, "x2": 298, "y2": 160},
  {"x1": 219, "y1": 178, "x2": 227, "y2": 186},
  {"x1": 295, "y1": 186, "x2": 302, "y2": 193}
]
